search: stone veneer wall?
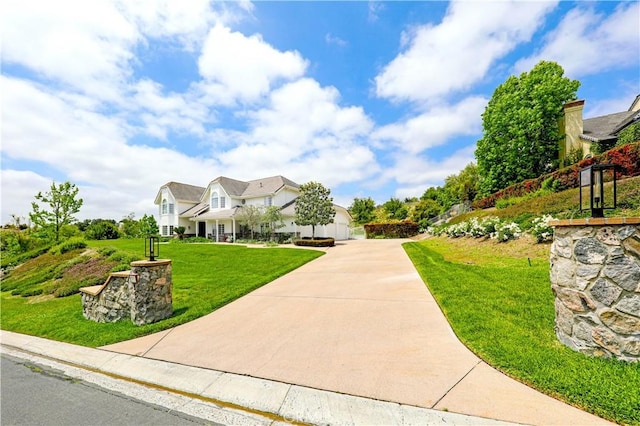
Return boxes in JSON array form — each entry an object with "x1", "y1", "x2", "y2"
[
  {"x1": 81, "y1": 260, "x2": 172, "y2": 326},
  {"x1": 550, "y1": 218, "x2": 640, "y2": 362}
]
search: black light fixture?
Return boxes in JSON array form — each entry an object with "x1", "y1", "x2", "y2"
[
  {"x1": 145, "y1": 235, "x2": 160, "y2": 261},
  {"x1": 579, "y1": 164, "x2": 617, "y2": 218}
]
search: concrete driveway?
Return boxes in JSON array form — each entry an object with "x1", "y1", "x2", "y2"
[{"x1": 102, "y1": 239, "x2": 608, "y2": 425}]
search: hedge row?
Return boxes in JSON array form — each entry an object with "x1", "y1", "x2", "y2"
[
  {"x1": 364, "y1": 221, "x2": 420, "y2": 239},
  {"x1": 473, "y1": 142, "x2": 640, "y2": 209},
  {"x1": 293, "y1": 238, "x2": 335, "y2": 247}
]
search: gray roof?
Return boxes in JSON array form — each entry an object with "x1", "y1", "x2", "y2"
[
  {"x1": 210, "y1": 175, "x2": 299, "y2": 199},
  {"x1": 155, "y1": 181, "x2": 205, "y2": 204},
  {"x1": 180, "y1": 202, "x2": 209, "y2": 217},
  {"x1": 581, "y1": 110, "x2": 637, "y2": 142}
]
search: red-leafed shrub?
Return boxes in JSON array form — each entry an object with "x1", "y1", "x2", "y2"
[
  {"x1": 473, "y1": 142, "x2": 640, "y2": 209},
  {"x1": 364, "y1": 221, "x2": 420, "y2": 239}
]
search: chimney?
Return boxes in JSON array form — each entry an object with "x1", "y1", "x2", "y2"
[{"x1": 561, "y1": 100, "x2": 585, "y2": 161}]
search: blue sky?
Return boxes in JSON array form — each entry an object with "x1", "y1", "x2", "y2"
[{"x1": 1, "y1": 0, "x2": 638, "y2": 224}]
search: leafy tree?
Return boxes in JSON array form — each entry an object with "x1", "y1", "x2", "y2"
[
  {"x1": 119, "y1": 212, "x2": 140, "y2": 238},
  {"x1": 383, "y1": 197, "x2": 408, "y2": 220},
  {"x1": 30, "y1": 181, "x2": 83, "y2": 242},
  {"x1": 138, "y1": 214, "x2": 159, "y2": 236},
  {"x1": 410, "y1": 199, "x2": 442, "y2": 229},
  {"x1": 263, "y1": 206, "x2": 285, "y2": 241},
  {"x1": 349, "y1": 197, "x2": 376, "y2": 224},
  {"x1": 85, "y1": 219, "x2": 120, "y2": 240},
  {"x1": 443, "y1": 163, "x2": 479, "y2": 204},
  {"x1": 237, "y1": 205, "x2": 264, "y2": 240},
  {"x1": 475, "y1": 61, "x2": 580, "y2": 196},
  {"x1": 294, "y1": 181, "x2": 336, "y2": 238},
  {"x1": 617, "y1": 122, "x2": 640, "y2": 146},
  {"x1": 173, "y1": 226, "x2": 186, "y2": 239}
]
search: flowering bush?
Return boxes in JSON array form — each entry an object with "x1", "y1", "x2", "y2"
[
  {"x1": 492, "y1": 222, "x2": 522, "y2": 242},
  {"x1": 530, "y1": 215, "x2": 556, "y2": 243}
]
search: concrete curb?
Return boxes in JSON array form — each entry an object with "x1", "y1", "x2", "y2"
[{"x1": 1, "y1": 330, "x2": 518, "y2": 426}]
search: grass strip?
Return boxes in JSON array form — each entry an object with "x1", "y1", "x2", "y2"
[{"x1": 404, "y1": 238, "x2": 640, "y2": 425}]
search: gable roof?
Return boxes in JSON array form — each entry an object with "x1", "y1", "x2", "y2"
[
  {"x1": 208, "y1": 175, "x2": 299, "y2": 199},
  {"x1": 581, "y1": 110, "x2": 637, "y2": 142},
  {"x1": 155, "y1": 181, "x2": 205, "y2": 204}
]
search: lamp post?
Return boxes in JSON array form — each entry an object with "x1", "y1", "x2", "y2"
[
  {"x1": 579, "y1": 164, "x2": 617, "y2": 218},
  {"x1": 145, "y1": 235, "x2": 160, "y2": 261}
]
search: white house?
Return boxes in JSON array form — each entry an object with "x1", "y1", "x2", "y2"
[{"x1": 154, "y1": 176, "x2": 351, "y2": 241}]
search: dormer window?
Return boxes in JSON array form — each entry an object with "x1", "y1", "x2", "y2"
[
  {"x1": 220, "y1": 196, "x2": 226, "y2": 208},
  {"x1": 211, "y1": 191, "x2": 219, "y2": 209},
  {"x1": 161, "y1": 199, "x2": 168, "y2": 214}
]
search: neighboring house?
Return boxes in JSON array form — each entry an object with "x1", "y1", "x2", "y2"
[
  {"x1": 559, "y1": 94, "x2": 640, "y2": 164},
  {"x1": 154, "y1": 176, "x2": 351, "y2": 241}
]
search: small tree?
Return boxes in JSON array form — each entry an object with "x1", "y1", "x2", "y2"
[
  {"x1": 139, "y1": 214, "x2": 159, "y2": 236},
  {"x1": 173, "y1": 226, "x2": 186, "y2": 239},
  {"x1": 237, "y1": 205, "x2": 264, "y2": 240},
  {"x1": 295, "y1": 181, "x2": 336, "y2": 239},
  {"x1": 349, "y1": 197, "x2": 376, "y2": 225},
  {"x1": 30, "y1": 181, "x2": 83, "y2": 242},
  {"x1": 263, "y1": 205, "x2": 285, "y2": 241},
  {"x1": 383, "y1": 197, "x2": 408, "y2": 220}
]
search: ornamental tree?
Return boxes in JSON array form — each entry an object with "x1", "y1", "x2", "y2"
[
  {"x1": 475, "y1": 61, "x2": 580, "y2": 196},
  {"x1": 294, "y1": 181, "x2": 336, "y2": 239},
  {"x1": 30, "y1": 181, "x2": 83, "y2": 242}
]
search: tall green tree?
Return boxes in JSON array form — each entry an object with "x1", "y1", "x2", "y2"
[
  {"x1": 443, "y1": 163, "x2": 479, "y2": 204},
  {"x1": 349, "y1": 197, "x2": 376, "y2": 225},
  {"x1": 30, "y1": 181, "x2": 83, "y2": 242},
  {"x1": 475, "y1": 61, "x2": 580, "y2": 196},
  {"x1": 294, "y1": 181, "x2": 336, "y2": 238},
  {"x1": 138, "y1": 214, "x2": 159, "y2": 236},
  {"x1": 383, "y1": 197, "x2": 408, "y2": 220}
]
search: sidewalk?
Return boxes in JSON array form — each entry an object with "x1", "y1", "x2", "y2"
[{"x1": 1, "y1": 240, "x2": 612, "y2": 425}]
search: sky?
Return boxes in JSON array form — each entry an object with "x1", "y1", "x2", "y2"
[{"x1": 1, "y1": 0, "x2": 639, "y2": 225}]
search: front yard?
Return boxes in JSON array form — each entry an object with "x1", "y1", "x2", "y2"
[{"x1": 1, "y1": 240, "x2": 323, "y2": 347}]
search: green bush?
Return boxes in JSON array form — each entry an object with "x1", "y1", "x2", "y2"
[
  {"x1": 364, "y1": 221, "x2": 420, "y2": 239},
  {"x1": 293, "y1": 238, "x2": 335, "y2": 247},
  {"x1": 50, "y1": 237, "x2": 87, "y2": 255}
]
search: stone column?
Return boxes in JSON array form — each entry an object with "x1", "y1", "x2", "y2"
[
  {"x1": 550, "y1": 218, "x2": 640, "y2": 362},
  {"x1": 129, "y1": 259, "x2": 173, "y2": 326}
]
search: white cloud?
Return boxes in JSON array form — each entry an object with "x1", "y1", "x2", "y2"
[
  {"x1": 515, "y1": 2, "x2": 640, "y2": 77},
  {"x1": 0, "y1": 76, "x2": 218, "y2": 222},
  {"x1": 0, "y1": 169, "x2": 53, "y2": 224},
  {"x1": 585, "y1": 91, "x2": 639, "y2": 119},
  {"x1": 218, "y1": 79, "x2": 378, "y2": 187},
  {"x1": 1, "y1": 0, "x2": 139, "y2": 102},
  {"x1": 368, "y1": 1, "x2": 384, "y2": 23},
  {"x1": 197, "y1": 25, "x2": 308, "y2": 105},
  {"x1": 325, "y1": 33, "x2": 347, "y2": 47},
  {"x1": 383, "y1": 146, "x2": 477, "y2": 200},
  {"x1": 372, "y1": 96, "x2": 486, "y2": 154},
  {"x1": 375, "y1": 0, "x2": 557, "y2": 103}
]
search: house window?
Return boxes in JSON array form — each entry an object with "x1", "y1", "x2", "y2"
[
  {"x1": 169, "y1": 203, "x2": 174, "y2": 214},
  {"x1": 218, "y1": 224, "x2": 225, "y2": 236},
  {"x1": 162, "y1": 225, "x2": 168, "y2": 236},
  {"x1": 264, "y1": 196, "x2": 272, "y2": 206},
  {"x1": 220, "y1": 196, "x2": 226, "y2": 208},
  {"x1": 161, "y1": 199, "x2": 168, "y2": 214},
  {"x1": 169, "y1": 225, "x2": 174, "y2": 235},
  {"x1": 211, "y1": 192, "x2": 219, "y2": 209}
]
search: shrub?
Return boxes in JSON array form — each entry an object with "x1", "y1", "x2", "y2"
[
  {"x1": 364, "y1": 221, "x2": 420, "y2": 239},
  {"x1": 492, "y1": 222, "x2": 522, "y2": 242},
  {"x1": 530, "y1": 215, "x2": 556, "y2": 243},
  {"x1": 50, "y1": 237, "x2": 87, "y2": 255},
  {"x1": 293, "y1": 238, "x2": 335, "y2": 247}
]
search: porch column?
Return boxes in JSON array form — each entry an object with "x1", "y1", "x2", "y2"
[
  {"x1": 232, "y1": 218, "x2": 236, "y2": 242},
  {"x1": 215, "y1": 219, "x2": 219, "y2": 242}
]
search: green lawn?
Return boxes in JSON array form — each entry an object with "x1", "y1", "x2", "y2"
[
  {"x1": 1, "y1": 240, "x2": 322, "y2": 347},
  {"x1": 404, "y1": 238, "x2": 640, "y2": 425}
]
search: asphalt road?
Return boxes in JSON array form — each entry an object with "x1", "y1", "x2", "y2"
[{"x1": 1, "y1": 354, "x2": 218, "y2": 426}]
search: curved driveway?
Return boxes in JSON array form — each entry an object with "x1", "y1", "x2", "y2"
[{"x1": 103, "y1": 239, "x2": 608, "y2": 425}]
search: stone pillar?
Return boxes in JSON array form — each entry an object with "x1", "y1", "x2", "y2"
[
  {"x1": 550, "y1": 218, "x2": 640, "y2": 362},
  {"x1": 129, "y1": 259, "x2": 173, "y2": 326}
]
